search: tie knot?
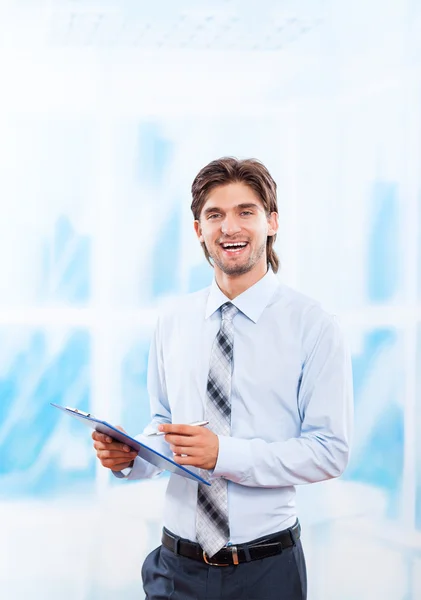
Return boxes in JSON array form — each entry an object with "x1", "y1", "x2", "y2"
[{"x1": 221, "y1": 302, "x2": 238, "y2": 323}]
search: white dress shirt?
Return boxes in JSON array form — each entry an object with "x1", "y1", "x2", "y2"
[{"x1": 116, "y1": 269, "x2": 353, "y2": 544}]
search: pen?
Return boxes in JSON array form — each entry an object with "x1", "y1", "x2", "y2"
[{"x1": 147, "y1": 420, "x2": 209, "y2": 436}]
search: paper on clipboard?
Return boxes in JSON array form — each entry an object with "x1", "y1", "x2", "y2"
[{"x1": 50, "y1": 403, "x2": 210, "y2": 485}]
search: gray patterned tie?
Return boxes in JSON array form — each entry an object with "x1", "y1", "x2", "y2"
[{"x1": 196, "y1": 302, "x2": 239, "y2": 558}]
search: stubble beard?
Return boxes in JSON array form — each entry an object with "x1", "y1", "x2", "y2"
[{"x1": 207, "y1": 239, "x2": 267, "y2": 276}]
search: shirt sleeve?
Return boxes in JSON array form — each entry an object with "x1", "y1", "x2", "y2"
[
  {"x1": 212, "y1": 314, "x2": 353, "y2": 487},
  {"x1": 112, "y1": 316, "x2": 174, "y2": 481}
]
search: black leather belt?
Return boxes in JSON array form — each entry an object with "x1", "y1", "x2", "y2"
[{"x1": 161, "y1": 520, "x2": 301, "y2": 567}]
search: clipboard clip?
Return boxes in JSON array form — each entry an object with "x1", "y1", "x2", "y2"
[{"x1": 65, "y1": 406, "x2": 91, "y2": 417}]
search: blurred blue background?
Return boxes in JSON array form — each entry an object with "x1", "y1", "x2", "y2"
[{"x1": 1, "y1": 0, "x2": 420, "y2": 598}]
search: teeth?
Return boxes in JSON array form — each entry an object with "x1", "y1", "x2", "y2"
[{"x1": 222, "y1": 242, "x2": 247, "y2": 248}]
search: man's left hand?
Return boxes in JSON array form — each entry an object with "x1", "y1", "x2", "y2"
[{"x1": 158, "y1": 424, "x2": 219, "y2": 470}]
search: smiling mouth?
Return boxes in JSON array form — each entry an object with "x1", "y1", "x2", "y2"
[{"x1": 220, "y1": 241, "x2": 249, "y2": 254}]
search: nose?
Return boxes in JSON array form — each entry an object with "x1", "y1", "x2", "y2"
[{"x1": 221, "y1": 214, "x2": 241, "y2": 236}]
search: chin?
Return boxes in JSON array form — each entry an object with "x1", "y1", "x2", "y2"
[{"x1": 217, "y1": 260, "x2": 254, "y2": 276}]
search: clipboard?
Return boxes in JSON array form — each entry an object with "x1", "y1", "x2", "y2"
[{"x1": 50, "y1": 402, "x2": 210, "y2": 486}]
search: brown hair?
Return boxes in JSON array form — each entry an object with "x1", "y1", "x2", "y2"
[{"x1": 191, "y1": 157, "x2": 280, "y2": 273}]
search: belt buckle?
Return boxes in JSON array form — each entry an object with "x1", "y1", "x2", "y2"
[{"x1": 202, "y1": 546, "x2": 239, "y2": 567}]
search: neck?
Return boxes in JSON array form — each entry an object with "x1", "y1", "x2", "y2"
[{"x1": 215, "y1": 262, "x2": 268, "y2": 299}]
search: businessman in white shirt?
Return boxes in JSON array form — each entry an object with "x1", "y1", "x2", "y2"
[{"x1": 92, "y1": 157, "x2": 353, "y2": 599}]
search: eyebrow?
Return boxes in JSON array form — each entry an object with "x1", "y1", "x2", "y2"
[{"x1": 203, "y1": 202, "x2": 262, "y2": 215}]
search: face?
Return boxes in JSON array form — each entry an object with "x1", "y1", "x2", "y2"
[{"x1": 194, "y1": 182, "x2": 278, "y2": 277}]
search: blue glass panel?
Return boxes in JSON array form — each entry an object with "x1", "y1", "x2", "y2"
[
  {"x1": 188, "y1": 261, "x2": 213, "y2": 293},
  {"x1": 136, "y1": 122, "x2": 173, "y2": 187},
  {"x1": 344, "y1": 328, "x2": 403, "y2": 519},
  {"x1": 367, "y1": 181, "x2": 400, "y2": 303},
  {"x1": 151, "y1": 204, "x2": 182, "y2": 297},
  {"x1": 40, "y1": 215, "x2": 91, "y2": 304},
  {"x1": 120, "y1": 338, "x2": 151, "y2": 433},
  {"x1": 0, "y1": 328, "x2": 95, "y2": 498},
  {"x1": 416, "y1": 325, "x2": 421, "y2": 530}
]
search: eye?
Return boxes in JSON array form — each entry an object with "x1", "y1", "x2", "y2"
[
  {"x1": 240, "y1": 210, "x2": 253, "y2": 216},
  {"x1": 207, "y1": 213, "x2": 221, "y2": 220}
]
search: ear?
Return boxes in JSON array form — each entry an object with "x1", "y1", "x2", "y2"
[
  {"x1": 194, "y1": 219, "x2": 204, "y2": 243},
  {"x1": 267, "y1": 212, "x2": 279, "y2": 237}
]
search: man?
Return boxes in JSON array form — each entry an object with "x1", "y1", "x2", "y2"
[{"x1": 93, "y1": 157, "x2": 353, "y2": 599}]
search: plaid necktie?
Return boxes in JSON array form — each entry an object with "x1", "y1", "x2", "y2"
[{"x1": 196, "y1": 302, "x2": 239, "y2": 558}]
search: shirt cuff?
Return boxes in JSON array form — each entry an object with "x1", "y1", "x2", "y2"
[{"x1": 212, "y1": 435, "x2": 253, "y2": 483}]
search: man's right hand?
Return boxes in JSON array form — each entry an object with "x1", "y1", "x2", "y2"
[{"x1": 92, "y1": 427, "x2": 138, "y2": 471}]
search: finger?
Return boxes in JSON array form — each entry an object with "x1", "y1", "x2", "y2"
[
  {"x1": 97, "y1": 449, "x2": 137, "y2": 460},
  {"x1": 93, "y1": 440, "x2": 114, "y2": 451},
  {"x1": 159, "y1": 424, "x2": 198, "y2": 436},
  {"x1": 94, "y1": 437, "x2": 136, "y2": 451},
  {"x1": 92, "y1": 431, "x2": 113, "y2": 443},
  {"x1": 93, "y1": 440, "x2": 135, "y2": 453},
  {"x1": 165, "y1": 434, "x2": 196, "y2": 446},
  {"x1": 173, "y1": 455, "x2": 198, "y2": 466},
  {"x1": 170, "y1": 445, "x2": 197, "y2": 456}
]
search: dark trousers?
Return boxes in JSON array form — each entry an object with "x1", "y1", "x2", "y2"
[{"x1": 142, "y1": 539, "x2": 307, "y2": 600}]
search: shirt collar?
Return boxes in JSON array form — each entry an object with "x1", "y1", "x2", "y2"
[{"x1": 205, "y1": 268, "x2": 280, "y2": 324}]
